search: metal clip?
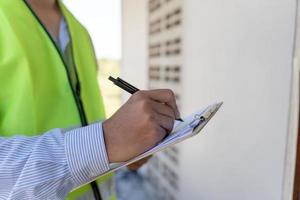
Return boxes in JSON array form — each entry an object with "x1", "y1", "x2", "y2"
[{"x1": 189, "y1": 114, "x2": 205, "y2": 128}]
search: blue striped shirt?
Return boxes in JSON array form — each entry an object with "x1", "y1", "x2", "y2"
[{"x1": 0, "y1": 122, "x2": 110, "y2": 199}]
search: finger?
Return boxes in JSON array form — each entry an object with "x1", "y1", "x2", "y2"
[
  {"x1": 150, "y1": 100, "x2": 176, "y2": 120},
  {"x1": 143, "y1": 89, "x2": 181, "y2": 118},
  {"x1": 127, "y1": 156, "x2": 151, "y2": 170},
  {"x1": 135, "y1": 156, "x2": 151, "y2": 166},
  {"x1": 127, "y1": 163, "x2": 140, "y2": 171},
  {"x1": 155, "y1": 112, "x2": 175, "y2": 133},
  {"x1": 143, "y1": 155, "x2": 153, "y2": 160},
  {"x1": 154, "y1": 125, "x2": 168, "y2": 143}
]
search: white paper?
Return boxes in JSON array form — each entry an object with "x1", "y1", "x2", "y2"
[
  {"x1": 110, "y1": 102, "x2": 223, "y2": 170},
  {"x1": 73, "y1": 102, "x2": 223, "y2": 191}
]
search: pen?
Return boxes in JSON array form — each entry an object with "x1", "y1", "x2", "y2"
[{"x1": 108, "y1": 76, "x2": 184, "y2": 122}]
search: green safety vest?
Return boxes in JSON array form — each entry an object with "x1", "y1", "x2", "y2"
[{"x1": 0, "y1": 0, "x2": 116, "y2": 199}]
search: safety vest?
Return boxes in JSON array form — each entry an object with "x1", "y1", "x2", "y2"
[{"x1": 0, "y1": 0, "x2": 116, "y2": 199}]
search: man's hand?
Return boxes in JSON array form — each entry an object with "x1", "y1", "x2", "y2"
[
  {"x1": 103, "y1": 89, "x2": 180, "y2": 163},
  {"x1": 127, "y1": 156, "x2": 152, "y2": 171}
]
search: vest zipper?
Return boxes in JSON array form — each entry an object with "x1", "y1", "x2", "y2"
[{"x1": 23, "y1": 1, "x2": 102, "y2": 199}]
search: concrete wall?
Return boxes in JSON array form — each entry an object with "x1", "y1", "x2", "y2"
[
  {"x1": 122, "y1": 0, "x2": 297, "y2": 199},
  {"x1": 121, "y1": 0, "x2": 148, "y2": 92},
  {"x1": 180, "y1": 1, "x2": 296, "y2": 199}
]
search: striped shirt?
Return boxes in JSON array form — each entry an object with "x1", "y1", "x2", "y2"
[{"x1": 0, "y1": 122, "x2": 110, "y2": 199}]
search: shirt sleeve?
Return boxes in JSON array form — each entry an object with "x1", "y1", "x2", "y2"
[{"x1": 0, "y1": 122, "x2": 110, "y2": 200}]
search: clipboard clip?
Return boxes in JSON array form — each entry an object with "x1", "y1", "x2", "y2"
[
  {"x1": 189, "y1": 114, "x2": 206, "y2": 130},
  {"x1": 189, "y1": 102, "x2": 223, "y2": 132}
]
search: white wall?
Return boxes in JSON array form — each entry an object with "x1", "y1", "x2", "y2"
[
  {"x1": 179, "y1": 1, "x2": 296, "y2": 200},
  {"x1": 122, "y1": 0, "x2": 297, "y2": 199},
  {"x1": 121, "y1": 0, "x2": 148, "y2": 93}
]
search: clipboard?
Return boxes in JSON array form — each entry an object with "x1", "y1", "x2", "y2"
[
  {"x1": 109, "y1": 102, "x2": 223, "y2": 170},
  {"x1": 73, "y1": 102, "x2": 223, "y2": 190}
]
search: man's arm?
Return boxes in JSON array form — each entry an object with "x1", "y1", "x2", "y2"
[
  {"x1": 0, "y1": 89, "x2": 179, "y2": 199},
  {"x1": 0, "y1": 123, "x2": 110, "y2": 200}
]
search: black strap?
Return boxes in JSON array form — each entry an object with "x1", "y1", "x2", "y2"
[
  {"x1": 91, "y1": 181, "x2": 103, "y2": 200},
  {"x1": 22, "y1": 1, "x2": 104, "y2": 200}
]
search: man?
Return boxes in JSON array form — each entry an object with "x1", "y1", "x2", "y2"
[{"x1": 0, "y1": 0, "x2": 180, "y2": 199}]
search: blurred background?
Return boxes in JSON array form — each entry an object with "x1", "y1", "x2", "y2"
[
  {"x1": 64, "y1": 0, "x2": 122, "y2": 118},
  {"x1": 64, "y1": 0, "x2": 299, "y2": 200}
]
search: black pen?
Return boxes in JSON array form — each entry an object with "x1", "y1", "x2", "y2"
[{"x1": 108, "y1": 76, "x2": 184, "y2": 122}]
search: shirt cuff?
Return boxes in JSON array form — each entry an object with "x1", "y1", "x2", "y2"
[{"x1": 64, "y1": 122, "x2": 110, "y2": 186}]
